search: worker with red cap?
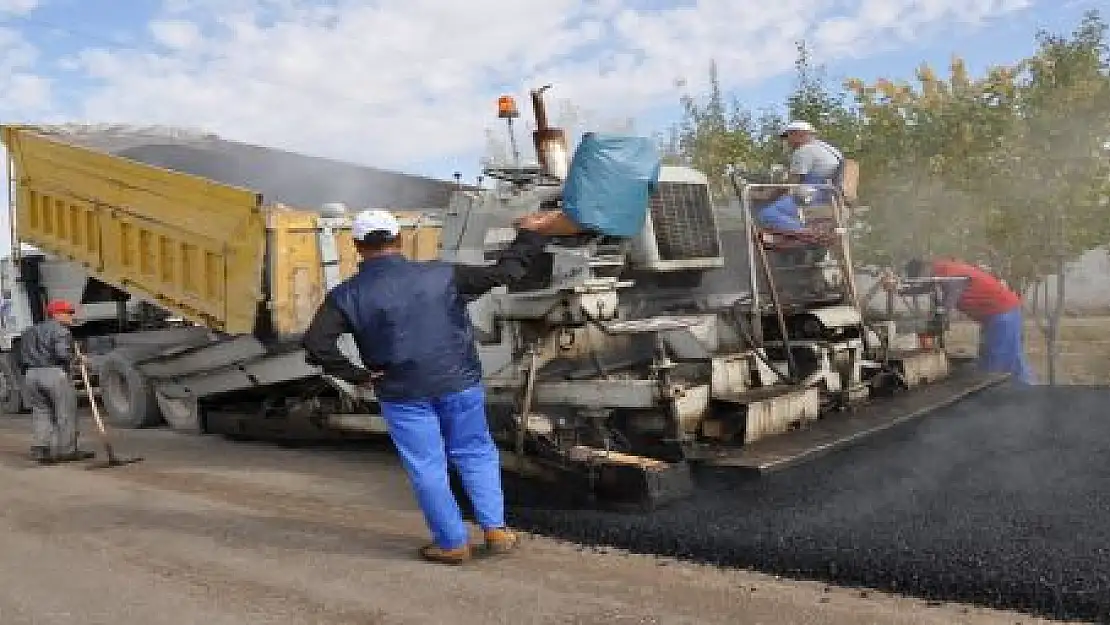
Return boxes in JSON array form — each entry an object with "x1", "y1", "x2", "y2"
[
  {"x1": 17, "y1": 299, "x2": 95, "y2": 464},
  {"x1": 889, "y1": 258, "x2": 1034, "y2": 385}
]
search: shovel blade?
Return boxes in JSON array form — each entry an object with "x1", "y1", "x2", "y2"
[{"x1": 85, "y1": 456, "x2": 144, "y2": 470}]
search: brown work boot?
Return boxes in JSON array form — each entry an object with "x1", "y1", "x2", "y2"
[
  {"x1": 483, "y1": 528, "x2": 520, "y2": 555},
  {"x1": 419, "y1": 543, "x2": 472, "y2": 565}
]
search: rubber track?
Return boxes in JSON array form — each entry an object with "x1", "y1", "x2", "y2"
[{"x1": 506, "y1": 384, "x2": 1110, "y2": 623}]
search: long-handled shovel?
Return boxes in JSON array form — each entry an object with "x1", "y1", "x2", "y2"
[{"x1": 74, "y1": 346, "x2": 143, "y2": 469}]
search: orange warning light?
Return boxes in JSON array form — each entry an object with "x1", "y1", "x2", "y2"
[{"x1": 497, "y1": 95, "x2": 519, "y2": 119}]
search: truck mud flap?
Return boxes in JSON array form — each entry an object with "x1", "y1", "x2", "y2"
[{"x1": 690, "y1": 369, "x2": 1010, "y2": 473}]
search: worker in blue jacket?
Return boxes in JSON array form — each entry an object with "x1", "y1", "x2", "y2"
[{"x1": 302, "y1": 208, "x2": 574, "y2": 564}]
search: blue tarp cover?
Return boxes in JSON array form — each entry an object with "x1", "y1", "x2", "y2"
[{"x1": 561, "y1": 133, "x2": 661, "y2": 237}]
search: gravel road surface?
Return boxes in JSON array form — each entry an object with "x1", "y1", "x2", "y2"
[{"x1": 0, "y1": 410, "x2": 1059, "y2": 625}]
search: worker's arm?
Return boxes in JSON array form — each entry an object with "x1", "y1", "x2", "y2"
[
  {"x1": 766, "y1": 173, "x2": 803, "y2": 199},
  {"x1": 898, "y1": 282, "x2": 934, "y2": 296},
  {"x1": 885, "y1": 268, "x2": 957, "y2": 298},
  {"x1": 764, "y1": 148, "x2": 810, "y2": 197},
  {"x1": 898, "y1": 278, "x2": 969, "y2": 301},
  {"x1": 938, "y1": 278, "x2": 970, "y2": 311},
  {"x1": 451, "y1": 211, "x2": 578, "y2": 300},
  {"x1": 301, "y1": 297, "x2": 375, "y2": 385},
  {"x1": 787, "y1": 145, "x2": 814, "y2": 182},
  {"x1": 48, "y1": 324, "x2": 75, "y2": 367},
  {"x1": 452, "y1": 229, "x2": 548, "y2": 300}
]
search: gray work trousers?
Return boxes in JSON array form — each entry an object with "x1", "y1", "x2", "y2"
[{"x1": 24, "y1": 366, "x2": 79, "y2": 455}]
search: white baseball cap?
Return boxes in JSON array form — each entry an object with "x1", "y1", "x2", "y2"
[
  {"x1": 352, "y1": 209, "x2": 401, "y2": 241},
  {"x1": 779, "y1": 120, "x2": 816, "y2": 136}
]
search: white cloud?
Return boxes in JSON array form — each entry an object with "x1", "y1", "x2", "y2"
[
  {"x1": 149, "y1": 19, "x2": 202, "y2": 50},
  {"x1": 0, "y1": 13, "x2": 49, "y2": 254},
  {"x1": 30, "y1": 0, "x2": 1037, "y2": 176},
  {"x1": 57, "y1": 0, "x2": 1032, "y2": 173},
  {"x1": 0, "y1": 0, "x2": 55, "y2": 116},
  {"x1": 0, "y1": 0, "x2": 38, "y2": 15}
]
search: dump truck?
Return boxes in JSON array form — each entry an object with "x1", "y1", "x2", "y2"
[
  {"x1": 0, "y1": 123, "x2": 448, "y2": 428},
  {"x1": 0, "y1": 93, "x2": 1008, "y2": 509}
]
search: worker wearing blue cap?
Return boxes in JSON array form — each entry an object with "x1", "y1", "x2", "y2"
[{"x1": 302, "y1": 208, "x2": 575, "y2": 564}]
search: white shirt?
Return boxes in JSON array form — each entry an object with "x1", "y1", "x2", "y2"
[{"x1": 789, "y1": 139, "x2": 842, "y2": 181}]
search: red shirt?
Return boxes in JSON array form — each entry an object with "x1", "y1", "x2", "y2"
[{"x1": 931, "y1": 259, "x2": 1021, "y2": 321}]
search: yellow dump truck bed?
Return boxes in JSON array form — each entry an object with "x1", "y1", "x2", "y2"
[{"x1": 1, "y1": 124, "x2": 446, "y2": 338}]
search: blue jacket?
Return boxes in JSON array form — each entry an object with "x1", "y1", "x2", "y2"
[{"x1": 301, "y1": 230, "x2": 547, "y2": 401}]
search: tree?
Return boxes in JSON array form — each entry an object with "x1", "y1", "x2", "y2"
[
  {"x1": 844, "y1": 11, "x2": 1109, "y2": 288},
  {"x1": 663, "y1": 47, "x2": 857, "y2": 201},
  {"x1": 663, "y1": 61, "x2": 785, "y2": 198},
  {"x1": 663, "y1": 13, "x2": 1109, "y2": 383},
  {"x1": 1004, "y1": 11, "x2": 1110, "y2": 383},
  {"x1": 844, "y1": 10, "x2": 1110, "y2": 383},
  {"x1": 786, "y1": 42, "x2": 861, "y2": 154},
  {"x1": 844, "y1": 58, "x2": 1022, "y2": 270}
]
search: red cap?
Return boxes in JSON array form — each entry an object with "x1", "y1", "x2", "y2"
[{"x1": 45, "y1": 299, "x2": 75, "y2": 315}]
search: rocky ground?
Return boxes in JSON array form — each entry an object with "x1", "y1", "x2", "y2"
[{"x1": 0, "y1": 408, "x2": 1067, "y2": 625}]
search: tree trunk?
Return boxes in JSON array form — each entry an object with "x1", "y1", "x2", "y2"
[
  {"x1": 1027, "y1": 281, "x2": 1040, "y2": 319},
  {"x1": 1045, "y1": 256, "x2": 1066, "y2": 386}
]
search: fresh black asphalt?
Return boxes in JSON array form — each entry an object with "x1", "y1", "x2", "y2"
[{"x1": 506, "y1": 383, "x2": 1110, "y2": 623}]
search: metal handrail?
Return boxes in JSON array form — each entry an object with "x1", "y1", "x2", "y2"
[
  {"x1": 730, "y1": 177, "x2": 863, "y2": 354},
  {"x1": 733, "y1": 181, "x2": 847, "y2": 228}
]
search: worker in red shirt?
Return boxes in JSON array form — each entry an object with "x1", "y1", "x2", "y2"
[{"x1": 894, "y1": 258, "x2": 1034, "y2": 385}]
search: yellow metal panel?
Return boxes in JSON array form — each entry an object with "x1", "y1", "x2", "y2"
[
  {"x1": 2, "y1": 125, "x2": 267, "y2": 333},
  {"x1": 267, "y1": 208, "x2": 442, "y2": 337}
]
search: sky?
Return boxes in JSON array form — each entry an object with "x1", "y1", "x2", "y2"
[{"x1": 0, "y1": 0, "x2": 1103, "y2": 252}]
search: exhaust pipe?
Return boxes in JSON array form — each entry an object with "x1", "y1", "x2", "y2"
[{"x1": 530, "y1": 85, "x2": 569, "y2": 180}]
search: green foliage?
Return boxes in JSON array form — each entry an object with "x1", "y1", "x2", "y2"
[
  {"x1": 786, "y1": 42, "x2": 861, "y2": 154},
  {"x1": 662, "y1": 61, "x2": 784, "y2": 198},
  {"x1": 666, "y1": 11, "x2": 1110, "y2": 290},
  {"x1": 662, "y1": 43, "x2": 860, "y2": 198},
  {"x1": 999, "y1": 11, "x2": 1110, "y2": 289}
]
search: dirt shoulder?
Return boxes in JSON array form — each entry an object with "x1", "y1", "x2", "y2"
[{"x1": 945, "y1": 315, "x2": 1110, "y2": 385}]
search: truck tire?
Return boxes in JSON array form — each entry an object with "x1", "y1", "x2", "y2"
[
  {"x1": 0, "y1": 352, "x2": 26, "y2": 414},
  {"x1": 98, "y1": 350, "x2": 163, "y2": 428}
]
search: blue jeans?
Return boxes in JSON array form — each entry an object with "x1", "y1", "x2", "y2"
[
  {"x1": 758, "y1": 194, "x2": 804, "y2": 231},
  {"x1": 756, "y1": 183, "x2": 833, "y2": 232},
  {"x1": 379, "y1": 384, "x2": 505, "y2": 549},
  {"x1": 979, "y1": 308, "x2": 1035, "y2": 385}
]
